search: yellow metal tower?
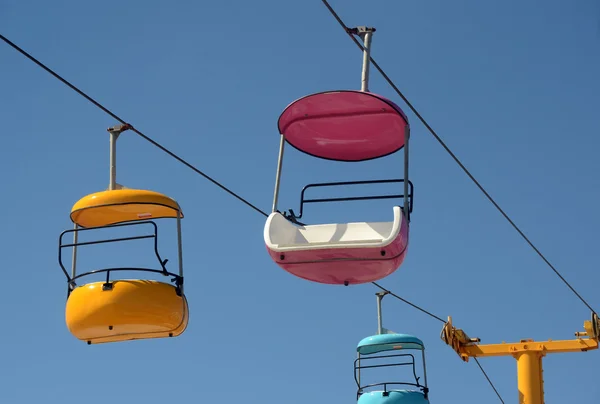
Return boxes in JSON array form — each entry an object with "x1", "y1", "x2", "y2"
[{"x1": 440, "y1": 312, "x2": 599, "y2": 403}]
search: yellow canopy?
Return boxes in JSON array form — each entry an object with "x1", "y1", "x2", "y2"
[{"x1": 70, "y1": 189, "x2": 183, "y2": 228}]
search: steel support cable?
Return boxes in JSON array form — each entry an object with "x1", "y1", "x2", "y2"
[
  {"x1": 372, "y1": 281, "x2": 505, "y2": 403},
  {"x1": 320, "y1": 0, "x2": 596, "y2": 316},
  {"x1": 0, "y1": 33, "x2": 268, "y2": 219},
  {"x1": 371, "y1": 282, "x2": 445, "y2": 323},
  {"x1": 474, "y1": 358, "x2": 505, "y2": 404}
]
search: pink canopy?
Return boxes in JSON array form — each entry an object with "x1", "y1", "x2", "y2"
[{"x1": 278, "y1": 90, "x2": 409, "y2": 162}]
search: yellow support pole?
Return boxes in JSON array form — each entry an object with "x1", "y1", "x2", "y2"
[
  {"x1": 515, "y1": 351, "x2": 544, "y2": 404},
  {"x1": 440, "y1": 313, "x2": 599, "y2": 403}
]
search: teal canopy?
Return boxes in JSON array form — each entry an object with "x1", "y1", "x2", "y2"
[{"x1": 357, "y1": 334, "x2": 424, "y2": 355}]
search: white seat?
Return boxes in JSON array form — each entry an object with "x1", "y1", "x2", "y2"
[{"x1": 264, "y1": 206, "x2": 404, "y2": 252}]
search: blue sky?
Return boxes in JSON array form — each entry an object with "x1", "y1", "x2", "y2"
[{"x1": 1, "y1": 0, "x2": 599, "y2": 402}]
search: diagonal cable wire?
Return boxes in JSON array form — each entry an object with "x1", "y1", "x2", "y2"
[
  {"x1": 372, "y1": 281, "x2": 445, "y2": 323},
  {"x1": 0, "y1": 33, "x2": 269, "y2": 219},
  {"x1": 474, "y1": 358, "x2": 506, "y2": 404},
  {"x1": 320, "y1": 0, "x2": 597, "y2": 316},
  {"x1": 372, "y1": 282, "x2": 506, "y2": 402}
]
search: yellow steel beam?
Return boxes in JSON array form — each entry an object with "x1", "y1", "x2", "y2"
[
  {"x1": 441, "y1": 312, "x2": 599, "y2": 362},
  {"x1": 461, "y1": 337, "x2": 598, "y2": 358},
  {"x1": 440, "y1": 313, "x2": 599, "y2": 404}
]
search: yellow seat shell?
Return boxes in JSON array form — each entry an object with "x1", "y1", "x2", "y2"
[
  {"x1": 66, "y1": 280, "x2": 188, "y2": 344},
  {"x1": 70, "y1": 189, "x2": 183, "y2": 228}
]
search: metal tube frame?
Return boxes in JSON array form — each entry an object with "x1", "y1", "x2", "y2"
[
  {"x1": 58, "y1": 220, "x2": 184, "y2": 296},
  {"x1": 284, "y1": 179, "x2": 413, "y2": 224},
  {"x1": 403, "y1": 125, "x2": 410, "y2": 221},
  {"x1": 361, "y1": 29, "x2": 373, "y2": 92},
  {"x1": 272, "y1": 134, "x2": 286, "y2": 213},
  {"x1": 421, "y1": 350, "x2": 429, "y2": 393},
  {"x1": 357, "y1": 352, "x2": 361, "y2": 387},
  {"x1": 176, "y1": 209, "x2": 184, "y2": 293},
  {"x1": 70, "y1": 223, "x2": 78, "y2": 280},
  {"x1": 377, "y1": 291, "x2": 385, "y2": 335},
  {"x1": 108, "y1": 130, "x2": 119, "y2": 191},
  {"x1": 354, "y1": 352, "x2": 428, "y2": 399}
]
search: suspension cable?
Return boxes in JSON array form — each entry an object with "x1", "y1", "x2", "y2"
[
  {"x1": 0, "y1": 34, "x2": 269, "y2": 219},
  {"x1": 474, "y1": 358, "x2": 505, "y2": 403},
  {"x1": 371, "y1": 282, "x2": 445, "y2": 323},
  {"x1": 371, "y1": 281, "x2": 505, "y2": 402},
  {"x1": 320, "y1": 0, "x2": 596, "y2": 316}
]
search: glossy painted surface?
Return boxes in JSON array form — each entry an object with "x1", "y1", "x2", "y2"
[
  {"x1": 65, "y1": 280, "x2": 188, "y2": 344},
  {"x1": 265, "y1": 210, "x2": 409, "y2": 285},
  {"x1": 277, "y1": 90, "x2": 409, "y2": 162},
  {"x1": 358, "y1": 391, "x2": 429, "y2": 404},
  {"x1": 357, "y1": 334, "x2": 425, "y2": 355},
  {"x1": 70, "y1": 188, "x2": 183, "y2": 228}
]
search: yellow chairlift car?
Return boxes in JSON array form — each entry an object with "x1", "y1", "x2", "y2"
[{"x1": 57, "y1": 124, "x2": 189, "y2": 344}]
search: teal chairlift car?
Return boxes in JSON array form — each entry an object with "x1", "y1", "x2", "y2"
[{"x1": 354, "y1": 292, "x2": 430, "y2": 404}]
